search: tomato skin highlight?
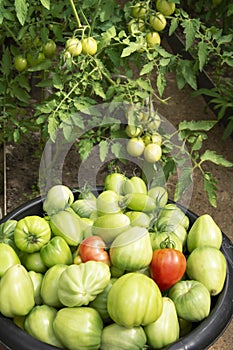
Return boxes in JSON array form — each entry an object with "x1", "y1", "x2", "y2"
[{"x1": 150, "y1": 248, "x2": 186, "y2": 291}]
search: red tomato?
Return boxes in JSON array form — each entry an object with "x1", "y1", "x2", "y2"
[
  {"x1": 150, "y1": 249, "x2": 186, "y2": 291},
  {"x1": 78, "y1": 236, "x2": 110, "y2": 265}
]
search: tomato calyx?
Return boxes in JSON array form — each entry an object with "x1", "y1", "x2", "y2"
[{"x1": 160, "y1": 235, "x2": 176, "y2": 249}]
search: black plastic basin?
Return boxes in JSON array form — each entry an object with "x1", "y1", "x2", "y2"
[{"x1": 0, "y1": 195, "x2": 232, "y2": 350}]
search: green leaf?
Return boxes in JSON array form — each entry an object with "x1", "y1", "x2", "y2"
[
  {"x1": 217, "y1": 34, "x2": 233, "y2": 45},
  {"x1": 121, "y1": 43, "x2": 141, "y2": 57},
  {"x1": 203, "y1": 172, "x2": 217, "y2": 207},
  {"x1": 1, "y1": 48, "x2": 11, "y2": 77},
  {"x1": 15, "y1": 0, "x2": 28, "y2": 26},
  {"x1": 178, "y1": 60, "x2": 197, "y2": 90},
  {"x1": 179, "y1": 120, "x2": 217, "y2": 131},
  {"x1": 169, "y1": 18, "x2": 179, "y2": 36},
  {"x1": 99, "y1": 140, "x2": 109, "y2": 162},
  {"x1": 93, "y1": 82, "x2": 106, "y2": 99},
  {"x1": 111, "y1": 142, "x2": 122, "y2": 158},
  {"x1": 140, "y1": 61, "x2": 154, "y2": 76},
  {"x1": 200, "y1": 150, "x2": 233, "y2": 167},
  {"x1": 78, "y1": 139, "x2": 94, "y2": 161},
  {"x1": 183, "y1": 19, "x2": 197, "y2": 51},
  {"x1": 40, "y1": 0, "x2": 50, "y2": 10},
  {"x1": 157, "y1": 72, "x2": 166, "y2": 97},
  {"x1": 198, "y1": 41, "x2": 208, "y2": 72},
  {"x1": 11, "y1": 85, "x2": 30, "y2": 104},
  {"x1": 174, "y1": 166, "x2": 193, "y2": 202}
]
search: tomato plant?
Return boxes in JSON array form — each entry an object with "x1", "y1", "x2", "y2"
[{"x1": 150, "y1": 247, "x2": 187, "y2": 291}]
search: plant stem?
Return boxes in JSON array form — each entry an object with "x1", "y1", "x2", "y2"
[{"x1": 69, "y1": 0, "x2": 82, "y2": 28}]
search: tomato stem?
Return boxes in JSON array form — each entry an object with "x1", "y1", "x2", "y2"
[{"x1": 69, "y1": 0, "x2": 82, "y2": 28}]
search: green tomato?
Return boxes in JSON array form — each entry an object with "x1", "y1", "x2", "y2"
[
  {"x1": 128, "y1": 19, "x2": 145, "y2": 35},
  {"x1": 96, "y1": 190, "x2": 123, "y2": 215},
  {"x1": 100, "y1": 323, "x2": 147, "y2": 350},
  {"x1": 104, "y1": 172, "x2": 127, "y2": 195},
  {"x1": 156, "y1": 0, "x2": 176, "y2": 16},
  {"x1": 92, "y1": 213, "x2": 130, "y2": 246},
  {"x1": 66, "y1": 37, "x2": 82, "y2": 56},
  {"x1": 109, "y1": 226, "x2": 153, "y2": 271},
  {"x1": 14, "y1": 55, "x2": 28, "y2": 72},
  {"x1": 186, "y1": 246, "x2": 227, "y2": 296},
  {"x1": 122, "y1": 176, "x2": 147, "y2": 195},
  {"x1": 43, "y1": 39, "x2": 57, "y2": 57},
  {"x1": 20, "y1": 251, "x2": 47, "y2": 273},
  {"x1": 49, "y1": 208, "x2": 83, "y2": 246},
  {"x1": 149, "y1": 13, "x2": 167, "y2": 31},
  {"x1": 187, "y1": 214, "x2": 222, "y2": 252},
  {"x1": 148, "y1": 186, "x2": 168, "y2": 208},
  {"x1": 0, "y1": 264, "x2": 35, "y2": 317},
  {"x1": 143, "y1": 143, "x2": 162, "y2": 163},
  {"x1": 40, "y1": 264, "x2": 68, "y2": 308},
  {"x1": 125, "y1": 211, "x2": 151, "y2": 228},
  {"x1": 0, "y1": 220, "x2": 18, "y2": 250},
  {"x1": 27, "y1": 52, "x2": 45, "y2": 66},
  {"x1": 28, "y1": 271, "x2": 43, "y2": 305},
  {"x1": 90, "y1": 278, "x2": 117, "y2": 323},
  {"x1": 132, "y1": 3, "x2": 147, "y2": 18},
  {"x1": 126, "y1": 137, "x2": 145, "y2": 157},
  {"x1": 169, "y1": 280, "x2": 211, "y2": 322},
  {"x1": 0, "y1": 242, "x2": 20, "y2": 277},
  {"x1": 125, "y1": 193, "x2": 156, "y2": 212},
  {"x1": 150, "y1": 231, "x2": 183, "y2": 252},
  {"x1": 40, "y1": 236, "x2": 73, "y2": 267},
  {"x1": 145, "y1": 31, "x2": 161, "y2": 48},
  {"x1": 53, "y1": 307, "x2": 103, "y2": 350},
  {"x1": 81, "y1": 37, "x2": 98, "y2": 55},
  {"x1": 14, "y1": 215, "x2": 51, "y2": 253},
  {"x1": 144, "y1": 297, "x2": 179, "y2": 349},
  {"x1": 58, "y1": 261, "x2": 111, "y2": 307},
  {"x1": 24, "y1": 305, "x2": 63, "y2": 347},
  {"x1": 125, "y1": 124, "x2": 142, "y2": 138},
  {"x1": 43, "y1": 184, "x2": 74, "y2": 216},
  {"x1": 107, "y1": 272, "x2": 163, "y2": 327},
  {"x1": 71, "y1": 198, "x2": 97, "y2": 218},
  {"x1": 157, "y1": 203, "x2": 190, "y2": 229}
]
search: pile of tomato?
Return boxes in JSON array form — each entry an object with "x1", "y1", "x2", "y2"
[{"x1": 0, "y1": 171, "x2": 227, "y2": 350}]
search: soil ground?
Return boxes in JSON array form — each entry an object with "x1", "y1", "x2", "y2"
[{"x1": 0, "y1": 41, "x2": 232, "y2": 349}]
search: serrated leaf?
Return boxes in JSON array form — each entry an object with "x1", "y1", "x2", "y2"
[
  {"x1": 93, "y1": 82, "x2": 106, "y2": 99},
  {"x1": 217, "y1": 34, "x2": 233, "y2": 45},
  {"x1": 198, "y1": 41, "x2": 208, "y2": 72},
  {"x1": 179, "y1": 120, "x2": 217, "y2": 131},
  {"x1": 40, "y1": 0, "x2": 50, "y2": 10},
  {"x1": 169, "y1": 18, "x2": 179, "y2": 36},
  {"x1": 99, "y1": 140, "x2": 109, "y2": 162},
  {"x1": 203, "y1": 172, "x2": 217, "y2": 207},
  {"x1": 174, "y1": 166, "x2": 193, "y2": 201},
  {"x1": 183, "y1": 19, "x2": 196, "y2": 51},
  {"x1": 140, "y1": 61, "x2": 154, "y2": 76},
  {"x1": 121, "y1": 43, "x2": 140, "y2": 57},
  {"x1": 179, "y1": 60, "x2": 197, "y2": 90},
  {"x1": 15, "y1": 0, "x2": 28, "y2": 26},
  {"x1": 111, "y1": 142, "x2": 122, "y2": 158},
  {"x1": 157, "y1": 72, "x2": 166, "y2": 97},
  {"x1": 11, "y1": 85, "x2": 30, "y2": 103},
  {"x1": 1, "y1": 48, "x2": 11, "y2": 77},
  {"x1": 200, "y1": 150, "x2": 233, "y2": 167}
]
